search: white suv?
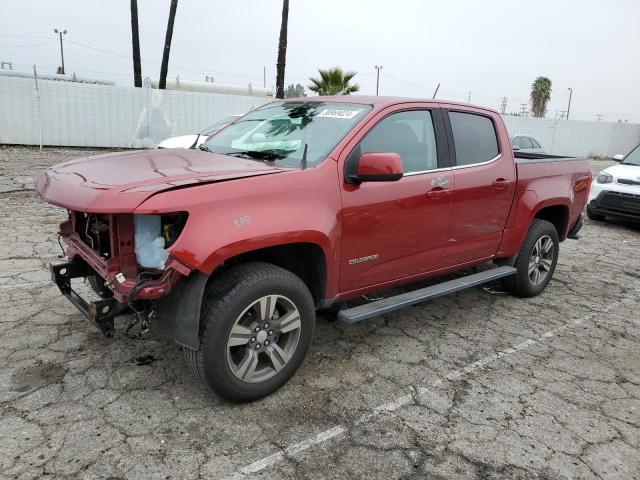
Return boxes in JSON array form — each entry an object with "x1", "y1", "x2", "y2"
[{"x1": 587, "y1": 144, "x2": 640, "y2": 222}]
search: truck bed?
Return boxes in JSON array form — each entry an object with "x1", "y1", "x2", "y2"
[{"x1": 514, "y1": 152, "x2": 582, "y2": 164}]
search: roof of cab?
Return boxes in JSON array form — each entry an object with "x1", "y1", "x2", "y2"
[{"x1": 280, "y1": 95, "x2": 500, "y2": 115}]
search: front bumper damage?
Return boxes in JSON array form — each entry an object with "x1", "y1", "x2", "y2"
[
  {"x1": 51, "y1": 257, "x2": 207, "y2": 348},
  {"x1": 50, "y1": 260, "x2": 130, "y2": 337},
  {"x1": 51, "y1": 212, "x2": 196, "y2": 339}
]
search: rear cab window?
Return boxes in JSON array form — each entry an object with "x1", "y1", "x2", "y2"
[{"x1": 448, "y1": 111, "x2": 499, "y2": 166}]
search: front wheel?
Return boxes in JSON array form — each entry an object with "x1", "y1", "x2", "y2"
[
  {"x1": 184, "y1": 262, "x2": 315, "y2": 402},
  {"x1": 504, "y1": 219, "x2": 559, "y2": 298}
]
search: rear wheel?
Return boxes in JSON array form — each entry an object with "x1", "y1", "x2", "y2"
[
  {"x1": 586, "y1": 205, "x2": 605, "y2": 221},
  {"x1": 504, "y1": 219, "x2": 559, "y2": 298},
  {"x1": 184, "y1": 262, "x2": 315, "y2": 402}
]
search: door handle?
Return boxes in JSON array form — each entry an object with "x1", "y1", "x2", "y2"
[
  {"x1": 426, "y1": 187, "x2": 451, "y2": 200},
  {"x1": 492, "y1": 178, "x2": 508, "y2": 190}
]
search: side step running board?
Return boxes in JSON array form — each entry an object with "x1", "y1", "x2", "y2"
[{"x1": 337, "y1": 266, "x2": 517, "y2": 323}]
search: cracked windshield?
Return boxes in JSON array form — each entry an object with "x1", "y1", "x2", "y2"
[{"x1": 201, "y1": 102, "x2": 371, "y2": 167}]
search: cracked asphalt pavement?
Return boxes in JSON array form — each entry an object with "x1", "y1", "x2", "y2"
[{"x1": 1, "y1": 146, "x2": 638, "y2": 479}]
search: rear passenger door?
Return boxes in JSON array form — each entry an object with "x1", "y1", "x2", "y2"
[{"x1": 442, "y1": 108, "x2": 516, "y2": 266}]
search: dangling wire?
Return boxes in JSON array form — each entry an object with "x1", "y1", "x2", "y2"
[
  {"x1": 124, "y1": 270, "x2": 175, "y2": 339},
  {"x1": 57, "y1": 234, "x2": 66, "y2": 258}
]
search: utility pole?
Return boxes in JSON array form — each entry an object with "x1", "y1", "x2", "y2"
[
  {"x1": 566, "y1": 87, "x2": 573, "y2": 120},
  {"x1": 263, "y1": 66, "x2": 266, "y2": 88},
  {"x1": 374, "y1": 65, "x2": 383, "y2": 95},
  {"x1": 53, "y1": 28, "x2": 67, "y2": 74},
  {"x1": 33, "y1": 65, "x2": 42, "y2": 151},
  {"x1": 520, "y1": 103, "x2": 528, "y2": 116},
  {"x1": 467, "y1": 90, "x2": 472, "y2": 103},
  {"x1": 500, "y1": 96, "x2": 508, "y2": 114}
]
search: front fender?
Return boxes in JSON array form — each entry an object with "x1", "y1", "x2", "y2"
[
  {"x1": 198, "y1": 230, "x2": 334, "y2": 277},
  {"x1": 135, "y1": 161, "x2": 342, "y2": 297}
]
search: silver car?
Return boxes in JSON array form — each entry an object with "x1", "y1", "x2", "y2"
[{"x1": 511, "y1": 134, "x2": 545, "y2": 154}]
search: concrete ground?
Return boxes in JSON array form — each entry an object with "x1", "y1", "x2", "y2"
[{"x1": 0, "y1": 146, "x2": 638, "y2": 480}]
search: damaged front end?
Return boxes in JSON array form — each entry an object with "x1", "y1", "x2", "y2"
[{"x1": 51, "y1": 211, "x2": 197, "y2": 340}]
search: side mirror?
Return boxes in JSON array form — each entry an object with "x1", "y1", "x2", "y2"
[
  {"x1": 350, "y1": 152, "x2": 403, "y2": 182},
  {"x1": 613, "y1": 154, "x2": 624, "y2": 162}
]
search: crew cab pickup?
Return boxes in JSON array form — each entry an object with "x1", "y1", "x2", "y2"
[{"x1": 37, "y1": 97, "x2": 591, "y2": 402}]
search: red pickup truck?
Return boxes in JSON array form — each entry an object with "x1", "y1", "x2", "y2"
[{"x1": 37, "y1": 97, "x2": 591, "y2": 402}]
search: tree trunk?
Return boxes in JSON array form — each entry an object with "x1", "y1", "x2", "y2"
[
  {"x1": 275, "y1": 0, "x2": 289, "y2": 99},
  {"x1": 130, "y1": 0, "x2": 142, "y2": 87},
  {"x1": 159, "y1": 0, "x2": 178, "y2": 90}
]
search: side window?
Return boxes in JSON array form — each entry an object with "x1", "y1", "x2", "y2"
[
  {"x1": 359, "y1": 110, "x2": 438, "y2": 173},
  {"x1": 511, "y1": 137, "x2": 523, "y2": 149},
  {"x1": 449, "y1": 112, "x2": 499, "y2": 166}
]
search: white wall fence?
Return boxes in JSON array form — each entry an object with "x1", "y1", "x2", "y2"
[
  {"x1": 502, "y1": 115, "x2": 640, "y2": 158},
  {"x1": 1, "y1": 75, "x2": 639, "y2": 156},
  {"x1": 0, "y1": 76, "x2": 271, "y2": 149}
]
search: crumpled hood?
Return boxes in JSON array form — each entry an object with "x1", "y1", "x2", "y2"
[{"x1": 36, "y1": 148, "x2": 292, "y2": 212}]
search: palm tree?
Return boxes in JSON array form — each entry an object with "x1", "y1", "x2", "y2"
[
  {"x1": 530, "y1": 76, "x2": 552, "y2": 117},
  {"x1": 159, "y1": 0, "x2": 178, "y2": 90},
  {"x1": 308, "y1": 67, "x2": 360, "y2": 96},
  {"x1": 275, "y1": 0, "x2": 289, "y2": 99},
  {"x1": 130, "y1": 0, "x2": 142, "y2": 87}
]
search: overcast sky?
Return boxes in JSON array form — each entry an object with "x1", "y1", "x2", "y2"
[{"x1": 1, "y1": 0, "x2": 638, "y2": 122}]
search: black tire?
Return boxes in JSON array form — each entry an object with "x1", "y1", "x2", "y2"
[
  {"x1": 503, "y1": 219, "x2": 559, "y2": 298},
  {"x1": 184, "y1": 262, "x2": 315, "y2": 402},
  {"x1": 88, "y1": 275, "x2": 113, "y2": 299},
  {"x1": 586, "y1": 205, "x2": 605, "y2": 222}
]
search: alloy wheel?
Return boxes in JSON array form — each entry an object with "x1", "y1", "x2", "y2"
[
  {"x1": 226, "y1": 295, "x2": 302, "y2": 383},
  {"x1": 528, "y1": 234, "x2": 554, "y2": 285}
]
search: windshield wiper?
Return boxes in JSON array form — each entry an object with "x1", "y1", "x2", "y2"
[{"x1": 222, "y1": 150, "x2": 287, "y2": 161}]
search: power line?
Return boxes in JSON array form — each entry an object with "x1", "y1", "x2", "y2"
[
  {"x1": 0, "y1": 40, "x2": 56, "y2": 48},
  {"x1": 0, "y1": 34, "x2": 52, "y2": 39},
  {"x1": 381, "y1": 73, "x2": 432, "y2": 94}
]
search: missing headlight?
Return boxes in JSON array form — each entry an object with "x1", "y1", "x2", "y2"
[
  {"x1": 161, "y1": 212, "x2": 188, "y2": 248},
  {"x1": 134, "y1": 213, "x2": 188, "y2": 269}
]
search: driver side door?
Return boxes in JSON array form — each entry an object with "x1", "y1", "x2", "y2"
[{"x1": 338, "y1": 105, "x2": 453, "y2": 294}]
